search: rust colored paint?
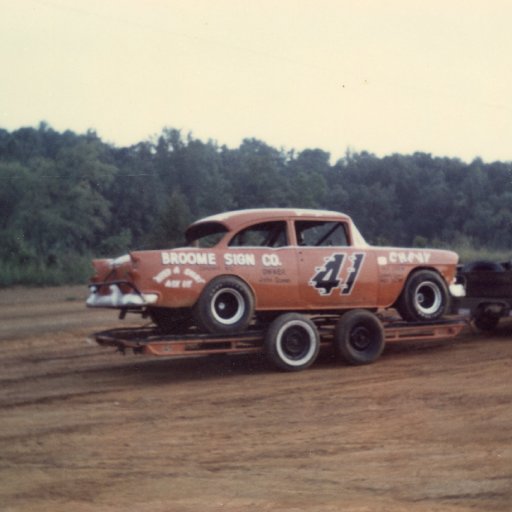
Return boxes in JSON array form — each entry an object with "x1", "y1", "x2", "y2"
[{"x1": 88, "y1": 208, "x2": 458, "y2": 319}]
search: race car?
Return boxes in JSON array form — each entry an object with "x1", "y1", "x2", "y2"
[{"x1": 87, "y1": 208, "x2": 458, "y2": 333}]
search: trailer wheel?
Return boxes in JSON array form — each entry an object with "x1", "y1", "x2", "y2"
[
  {"x1": 194, "y1": 276, "x2": 254, "y2": 334},
  {"x1": 396, "y1": 270, "x2": 449, "y2": 322},
  {"x1": 265, "y1": 313, "x2": 320, "y2": 372},
  {"x1": 334, "y1": 309, "x2": 385, "y2": 365}
]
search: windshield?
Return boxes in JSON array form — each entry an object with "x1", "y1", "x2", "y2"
[{"x1": 185, "y1": 222, "x2": 228, "y2": 248}]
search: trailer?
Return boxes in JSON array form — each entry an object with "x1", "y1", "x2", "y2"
[
  {"x1": 452, "y1": 260, "x2": 512, "y2": 331},
  {"x1": 91, "y1": 311, "x2": 466, "y2": 372}
]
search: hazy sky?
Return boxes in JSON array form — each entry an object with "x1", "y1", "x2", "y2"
[{"x1": 1, "y1": 0, "x2": 511, "y2": 162}]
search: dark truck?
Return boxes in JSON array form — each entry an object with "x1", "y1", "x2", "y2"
[{"x1": 452, "y1": 260, "x2": 512, "y2": 330}]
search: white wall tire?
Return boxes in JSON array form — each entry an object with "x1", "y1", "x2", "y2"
[
  {"x1": 265, "y1": 313, "x2": 320, "y2": 372},
  {"x1": 194, "y1": 276, "x2": 254, "y2": 334},
  {"x1": 210, "y1": 287, "x2": 247, "y2": 326},
  {"x1": 396, "y1": 270, "x2": 450, "y2": 322}
]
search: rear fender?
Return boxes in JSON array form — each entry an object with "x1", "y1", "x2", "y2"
[{"x1": 90, "y1": 258, "x2": 114, "y2": 283}]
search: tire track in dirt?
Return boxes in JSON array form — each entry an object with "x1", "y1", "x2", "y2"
[{"x1": 0, "y1": 287, "x2": 511, "y2": 512}]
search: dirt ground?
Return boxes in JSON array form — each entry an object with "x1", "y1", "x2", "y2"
[{"x1": 0, "y1": 286, "x2": 511, "y2": 512}]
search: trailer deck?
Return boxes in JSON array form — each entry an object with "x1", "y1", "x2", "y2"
[{"x1": 92, "y1": 315, "x2": 466, "y2": 360}]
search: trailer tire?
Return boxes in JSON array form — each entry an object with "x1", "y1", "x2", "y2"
[
  {"x1": 396, "y1": 270, "x2": 449, "y2": 322},
  {"x1": 265, "y1": 313, "x2": 320, "y2": 372},
  {"x1": 194, "y1": 276, "x2": 254, "y2": 334},
  {"x1": 334, "y1": 309, "x2": 385, "y2": 365}
]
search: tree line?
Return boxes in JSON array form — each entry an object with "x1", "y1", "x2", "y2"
[{"x1": 1, "y1": 122, "x2": 511, "y2": 285}]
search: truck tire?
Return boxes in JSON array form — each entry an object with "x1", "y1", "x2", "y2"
[
  {"x1": 265, "y1": 313, "x2": 320, "y2": 372},
  {"x1": 334, "y1": 309, "x2": 385, "y2": 365},
  {"x1": 396, "y1": 270, "x2": 449, "y2": 322},
  {"x1": 473, "y1": 310, "x2": 500, "y2": 331},
  {"x1": 194, "y1": 276, "x2": 254, "y2": 334}
]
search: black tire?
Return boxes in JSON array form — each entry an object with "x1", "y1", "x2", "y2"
[
  {"x1": 264, "y1": 313, "x2": 320, "y2": 372},
  {"x1": 396, "y1": 270, "x2": 450, "y2": 322},
  {"x1": 148, "y1": 307, "x2": 190, "y2": 333},
  {"x1": 194, "y1": 276, "x2": 254, "y2": 334},
  {"x1": 334, "y1": 309, "x2": 385, "y2": 365},
  {"x1": 473, "y1": 311, "x2": 500, "y2": 331}
]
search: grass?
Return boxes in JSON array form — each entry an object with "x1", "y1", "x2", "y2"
[
  {"x1": 434, "y1": 241, "x2": 512, "y2": 265},
  {"x1": 0, "y1": 255, "x2": 93, "y2": 287}
]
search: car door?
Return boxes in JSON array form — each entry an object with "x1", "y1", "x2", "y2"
[
  {"x1": 225, "y1": 220, "x2": 300, "y2": 309},
  {"x1": 295, "y1": 219, "x2": 378, "y2": 309}
]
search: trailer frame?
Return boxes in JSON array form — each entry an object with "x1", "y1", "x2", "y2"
[{"x1": 92, "y1": 314, "x2": 466, "y2": 362}]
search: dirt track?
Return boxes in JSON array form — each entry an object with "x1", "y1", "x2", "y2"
[{"x1": 0, "y1": 286, "x2": 511, "y2": 512}]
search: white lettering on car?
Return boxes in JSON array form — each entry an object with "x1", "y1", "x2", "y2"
[
  {"x1": 224, "y1": 253, "x2": 256, "y2": 266},
  {"x1": 388, "y1": 251, "x2": 431, "y2": 264},
  {"x1": 262, "y1": 254, "x2": 282, "y2": 267},
  {"x1": 161, "y1": 252, "x2": 216, "y2": 266},
  {"x1": 154, "y1": 266, "x2": 205, "y2": 288},
  {"x1": 165, "y1": 280, "x2": 181, "y2": 288},
  {"x1": 153, "y1": 268, "x2": 172, "y2": 284},
  {"x1": 184, "y1": 268, "x2": 206, "y2": 284}
]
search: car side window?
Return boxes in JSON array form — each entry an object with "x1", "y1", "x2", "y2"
[
  {"x1": 229, "y1": 221, "x2": 288, "y2": 248},
  {"x1": 295, "y1": 221, "x2": 349, "y2": 247}
]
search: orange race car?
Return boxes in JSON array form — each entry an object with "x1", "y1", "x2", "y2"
[{"x1": 87, "y1": 208, "x2": 458, "y2": 334}]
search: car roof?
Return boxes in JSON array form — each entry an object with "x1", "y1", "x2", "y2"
[{"x1": 189, "y1": 208, "x2": 351, "y2": 231}]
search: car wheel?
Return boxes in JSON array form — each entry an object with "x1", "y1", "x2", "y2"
[
  {"x1": 264, "y1": 313, "x2": 320, "y2": 372},
  {"x1": 334, "y1": 309, "x2": 385, "y2": 365},
  {"x1": 396, "y1": 270, "x2": 449, "y2": 322},
  {"x1": 194, "y1": 276, "x2": 254, "y2": 334}
]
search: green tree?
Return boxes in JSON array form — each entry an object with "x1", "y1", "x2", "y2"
[
  {"x1": 285, "y1": 149, "x2": 329, "y2": 208},
  {"x1": 148, "y1": 190, "x2": 192, "y2": 248}
]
